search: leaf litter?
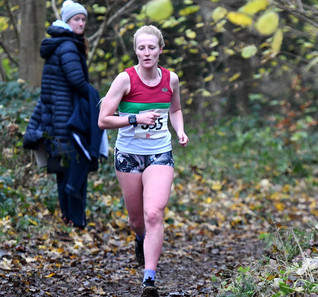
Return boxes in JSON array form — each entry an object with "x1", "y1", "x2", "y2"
[{"x1": 0, "y1": 169, "x2": 317, "y2": 296}]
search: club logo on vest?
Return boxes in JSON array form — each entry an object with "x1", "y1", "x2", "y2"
[{"x1": 161, "y1": 87, "x2": 168, "y2": 92}]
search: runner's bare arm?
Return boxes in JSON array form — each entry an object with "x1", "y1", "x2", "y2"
[
  {"x1": 169, "y1": 72, "x2": 189, "y2": 147},
  {"x1": 98, "y1": 72, "x2": 160, "y2": 129},
  {"x1": 98, "y1": 72, "x2": 131, "y2": 129}
]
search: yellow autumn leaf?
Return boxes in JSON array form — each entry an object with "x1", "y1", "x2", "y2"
[
  {"x1": 115, "y1": 219, "x2": 126, "y2": 229},
  {"x1": 73, "y1": 240, "x2": 84, "y2": 249},
  {"x1": 161, "y1": 17, "x2": 181, "y2": 29},
  {"x1": 126, "y1": 234, "x2": 135, "y2": 243},
  {"x1": 200, "y1": 89, "x2": 212, "y2": 97},
  {"x1": 185, "y1": 29, "x2": 196, "y2": 39},
  {"x1": 224, "y1": 48, "x2": 235, "y2": 56},
  {"x1": 175, "y1": 232, "x2": 184, "y2": 237},
  {"x1": 0, "y1": 17, "x2": 9, "y2": 31},
  {"x1": 207, "y1": 56, "x2": 216, "y2": 62},
  {"x1": 282, "y1": 184, "x2": 290, "y2": 193},
  {"x1": 266, "y1": 274, "x2": 278, "y2": 280},
  {"x1": 211, "y1": 181, "x2": 222, "y2": 191},
  {"x1": 175, "y1": 183, "x2": 184, "y2": 191},
  {"x1": 229, "y1": 72, "x2": 241, "y2": 82},
  {"x1": 179, "y1": 5, "x2": 200, "y2": 16},
  {"x1": 309, "y1": 199, "x2": 316, "y2": 209},
  {"x1": 204, "y1": 74, "x2": 214, "y2": 82},
  {"x1": 240, "y1": 0, "x2": 269, "y2": 15},
  {"x1": 189, "y1": 48, "x2": 199, "y2": 54},
  {"x1": 115, "y1": 210, "x2": 122, "y2": 217},
  {"x1": 212, "y1": 6, "x2": 228, "y2": 22},
  {"x1": 206, "y1": 197, "x2": 213, "y2": 204},
  {"x1": 241, "y1": 45, "x2": 258, "y2": 58},
  {"x1": 274, "y1": 202, "x2": 285, "y2": 211},
  {"x1": 215, "y1": 19, "x2": 227, "y2": 32},
  {"x1": 164, "y1": 207, "x2": 173, "y2": 216},
  {"x1": 255, "y1": 11, "x2": 279, "y2": 35},
  {"x1": 195, "y1": 22, "x2": 205, "y2": 28},
  {"x1": 45, "y1": 273, "x2": 56, "y2": 278},
  {"x1": 144, "y1": 0, "x2": 174, "y2": 22},
  {"x1": 28, "y1": 218, "x2": 37, "y2": 226},
  {"x1": 310, "y1": 209, "x2": 318, "y2": 216},
  {"x1": 231, "y1": 216, "x2": 244, "y2": 227},
  {"x1": 272, "y1": 29, "x2": 283, "y2": 54},
  {"x1": 42, "y1": 233, "x2": 49, "y2": 240},
  {"x1": 130, "y1": 268, "x2": 137, "y2": 275},
  {"x1": 227, "y1": 12, "x2": 253, "y2": 27},
  {"x1": 186, "y1": 98, "x2": 193, "y2": 105}
]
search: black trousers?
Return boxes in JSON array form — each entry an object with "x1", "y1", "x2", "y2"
[{"x1": 56, "y1": 144, "x2": 90, "y2": 227}]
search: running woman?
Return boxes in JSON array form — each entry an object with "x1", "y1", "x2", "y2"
[{"x1": 98, "y1": 25, "x2": 188, "y2": 297}]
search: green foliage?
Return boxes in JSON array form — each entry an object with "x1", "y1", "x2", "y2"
[
  {"x1": 174, "y1": 115, "x2": 318, "y2": 184},
  {"x1": 1, "y1": 80, "x2": 317, "y2": 228},
  {"x1": 0, "y1": 80, "x2": 317, "y2": 295},
  {"x1": 261, "y1": 226, "x2": 318, "y2": 262},
  {"x1": 0, "y1": 81, "x2": 40, "y2": 220},
  {"x1": 215, "y1": 225, "x2": 318, "y2": 296},
  {"x1": 1, "y1": 0, "x2": 317, "y2": 123},
  {"x1": 0, "y1": 80, "x2": 40, "y2": 129},
  {"x1": 218, "y1": 270, "x2": 257, "y2": 297},
  {"x1": 143, "y1": 0, "x2": 174, "y2": 22}
]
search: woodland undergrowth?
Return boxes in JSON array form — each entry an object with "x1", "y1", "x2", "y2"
[{"x1": 0, "y1": 81, "x2": 318, "y2": 296}]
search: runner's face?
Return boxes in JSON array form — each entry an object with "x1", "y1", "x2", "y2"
[
  {"x1": 68, "y1": 14, "x2": 86, "y2": 35},
  {"x1": 135, "y1": 33, "x2": 162, "y2": 68}
]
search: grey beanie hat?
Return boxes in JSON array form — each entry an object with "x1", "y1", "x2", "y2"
[{"x1": 61, "y1": 0, "x2": 87, "y2": 23}]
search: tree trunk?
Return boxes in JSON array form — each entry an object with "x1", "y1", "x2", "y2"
[
  {"x1": 19, "y1": 0, "x2": 46, "y2": 87},
  {"x1": 223, "y1": 0, "x2": 254, "y2": 115}
]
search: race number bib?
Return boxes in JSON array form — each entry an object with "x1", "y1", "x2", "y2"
[{"x1": 134, "y1": 109, "x2": 169, "y2": 139}]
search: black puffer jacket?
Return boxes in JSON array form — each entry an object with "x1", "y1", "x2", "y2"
[{"x1": 23, "y1": 25, "x2": 90, "y2": 158}]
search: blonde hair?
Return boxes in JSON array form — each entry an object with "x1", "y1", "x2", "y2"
[{"x1": 133, "y1": 25, "x2": 165, "y2": 50}]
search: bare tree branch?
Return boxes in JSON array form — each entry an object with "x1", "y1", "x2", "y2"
[
  {"x1": 275, "y1": 0, "x2": 318, "y2": 27},
  {"x1": 51, "y1": 0, "x2": 61, "y2": 20},
  {"x1": 87, "y1": 0, "x2": 148, "y2": 66},
  {"x1": 0, "y1": 60, "x2": 7, "y2": 81},
  {"x1": 297, "y1": 0, "x2": 304, "y2": 11},
  {"x1": 4, "y1": 0, "x2": 20, "y2": 48},
  {"x1": 0, "y1": 34, "x2": 19, "y2": 67}
]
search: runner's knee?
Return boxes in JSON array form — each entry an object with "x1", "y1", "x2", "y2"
[
  {"x1": 129, "y1": 217, "x2": 144, "y2": 231},
  {"x1": 144, "y1": 209, "x2": 163, "y2": 227}
]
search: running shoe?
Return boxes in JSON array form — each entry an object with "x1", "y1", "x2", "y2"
[
  {"x1": 141, "y1": 277, "x2": 159, "y2": 297},
  {"x1": 135, "y1": 239, "x2": 145, "y2": 265}
]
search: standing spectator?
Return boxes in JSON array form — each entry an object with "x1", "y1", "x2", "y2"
[
  {"x1": 98, "y1": 25, "x2": 188, "y2": 296},
  {"x1": 23, "y1": 0, "x2": 107, "y2": 229}
]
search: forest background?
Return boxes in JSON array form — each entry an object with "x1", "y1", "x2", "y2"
[{"x1": 0, "y1": 0, "x2": 318, "y2": 296}]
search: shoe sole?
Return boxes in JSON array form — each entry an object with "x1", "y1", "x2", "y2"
[{"x1": 141, "y1": 286, "x2": 159, "y2": 297}]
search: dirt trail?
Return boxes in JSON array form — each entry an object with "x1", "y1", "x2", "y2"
[{"x1": 0, "y1": 225, "x2": 263, "y2": 297}]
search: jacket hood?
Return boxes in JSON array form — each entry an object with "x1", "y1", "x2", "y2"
[{"x1": 40, "y1": 25, "x2": 85, "y2": 60}]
